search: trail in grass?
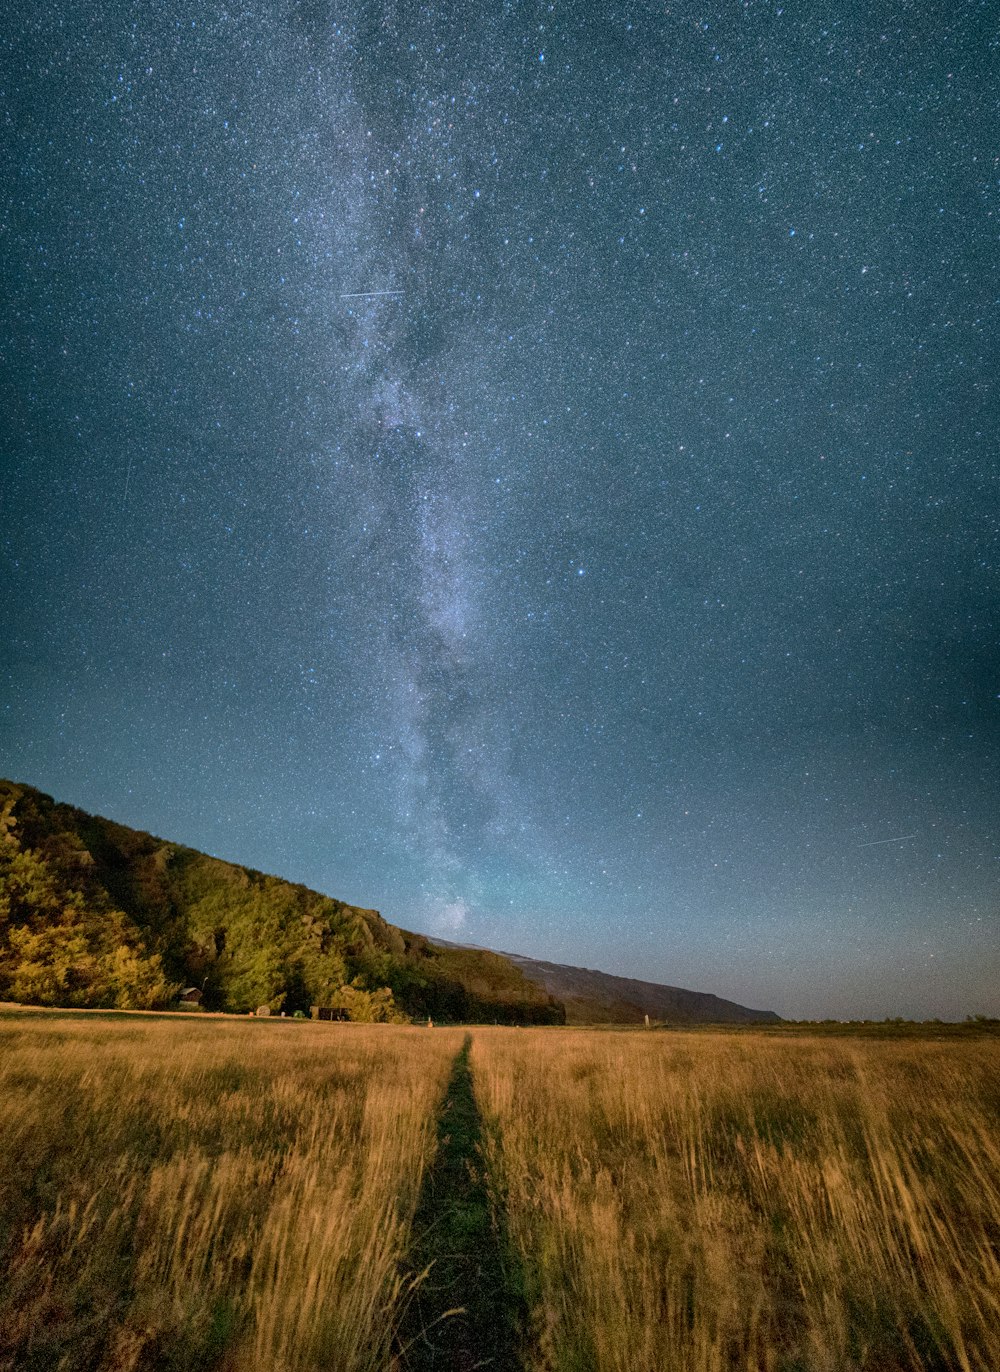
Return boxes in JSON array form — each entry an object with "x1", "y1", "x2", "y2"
[{"x1": 396, "y1": 1035, "x2": 524, "y2": 1372}]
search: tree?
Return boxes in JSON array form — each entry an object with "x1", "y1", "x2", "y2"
[
  {"x1": 330, "y1": 979, "x2": 408, "y2": 1023},
  {"x1": 0, "y1": 810, "x2": 175, "y2": 1010}
]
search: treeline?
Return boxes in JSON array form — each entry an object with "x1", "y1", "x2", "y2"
[{"x1": 0, "y1": 781, "x2": 564, "y2": 1024}]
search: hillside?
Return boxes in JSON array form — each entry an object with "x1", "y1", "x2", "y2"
[
  {"x1": 0, "y1": 780, "x2": 562, "y2": 1023},
  {"x1": 501, "y1": 952, "x2": 782, "y2": 1025},
  {"x1": 0, "y1": 778, "x2": 781, "y2": 1026}
]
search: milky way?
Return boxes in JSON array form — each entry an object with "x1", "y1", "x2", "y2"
[{"x1": 2, "y1": 2, "x2": 997, "y2": 1017}]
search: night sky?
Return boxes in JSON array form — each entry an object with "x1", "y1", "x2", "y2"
[{"x1": 2, "y1": 2, "x2": 997, "y2": 1020}]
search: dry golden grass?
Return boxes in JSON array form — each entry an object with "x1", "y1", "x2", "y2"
[
  {"x1": 5, "y1": 1013, "x2": 998, "y2": 1372},
  {"x1": 472, "y1": 1027, "x2": 1000, "y2": 1372},
  {"x1": 0, "y1": 1012, "x2": 463, "y2": 1372}
]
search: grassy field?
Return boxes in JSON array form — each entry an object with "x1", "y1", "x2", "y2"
[
  {"x1": 0, "y1": 1012, "x2": 463, "y2": 1371},
  {"x1": 474, "y1": 1028, "x2": 1000, "y2": 1372},
  {"x1": 2, "y1": 1012, "x2": 998, "y2": 1371}
]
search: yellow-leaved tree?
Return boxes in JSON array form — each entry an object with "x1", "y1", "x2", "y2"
[{"x1": 0, "y1": 799, "x2": 176, "y2": 1009}]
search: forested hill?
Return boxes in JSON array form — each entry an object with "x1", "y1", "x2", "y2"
[{"x1": 0, "y1": 780, "x2": 563, "y2": 1023}]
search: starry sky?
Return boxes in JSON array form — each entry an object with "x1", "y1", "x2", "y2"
[{"x1": 2, "y1": 1, "x2": 997, "y2": 1020}]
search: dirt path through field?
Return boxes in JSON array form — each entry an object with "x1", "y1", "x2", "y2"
[{"x1": 395, "y1": 1035, "x2": 524, "y2": 1371}]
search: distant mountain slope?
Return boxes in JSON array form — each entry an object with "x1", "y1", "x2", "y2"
[
  {"x1": 500, "y1": 952, "x2": 781, "y2": 1024},
  {"x1": 430, "y1": 939, "x2": 782, "y2": 1024}
]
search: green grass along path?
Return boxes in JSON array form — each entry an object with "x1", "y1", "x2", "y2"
[{"x1": 397, "y1": 1038, "x2": 525, "y2": 1371}]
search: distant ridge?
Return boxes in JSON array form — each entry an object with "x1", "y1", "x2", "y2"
[{"x1": 432, "y1": 940, "x2": 781, "y2": 1025}]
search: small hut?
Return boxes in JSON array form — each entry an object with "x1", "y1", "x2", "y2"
[{"x1": 178, "y1": 987, "x2": 203, "y2": 1007}]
